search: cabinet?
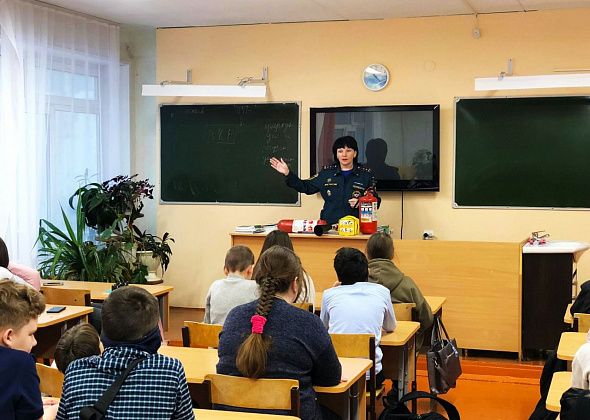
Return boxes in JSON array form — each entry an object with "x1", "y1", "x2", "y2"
[{"x1": 522, "y1": 253, "x2": 574, "y2": 357}]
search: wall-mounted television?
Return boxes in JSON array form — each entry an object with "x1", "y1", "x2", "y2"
[{"x1": 310, "y1": 105, "x2": 440, "y2": 191}]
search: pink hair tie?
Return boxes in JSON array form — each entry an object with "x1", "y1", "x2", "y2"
[{"x1": 251, "y1": 314, "x2": 267, "y2": 334}]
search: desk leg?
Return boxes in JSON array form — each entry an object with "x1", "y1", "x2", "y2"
[
  {"x1": 317, "y1": 374, "x2": 366, "y2": 420},
  {"x1": 159, "y1": 293, "x2": 170, "y2": 331}
]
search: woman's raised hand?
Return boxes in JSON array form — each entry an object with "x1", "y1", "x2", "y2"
[{"x1": 269, "y1": 157, "x2": 290, "y2": 176}]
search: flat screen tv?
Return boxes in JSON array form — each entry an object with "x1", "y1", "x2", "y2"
[{"x1": 310, "y1": 105, "x2": 440, "y2": 191}]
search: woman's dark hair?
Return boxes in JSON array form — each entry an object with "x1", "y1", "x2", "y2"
[
  {"x1": 0, "y1": 237, "x2": 9, "y2": 268},
  {"x1": 261, "y1": 230, "x2": 294, "y2": 253},
  {"x1": 366, "y1": 232, "x2": 394, "y2": 260},
  {"x1": 260, "y1": 230, "x2": 308, "y2": 301},
  {"x1": 332, "y1": 136, "x2": 359, "y2": 165},
  {"x1": 236, "y1": 245, "x2": 303, "y2": 378}
]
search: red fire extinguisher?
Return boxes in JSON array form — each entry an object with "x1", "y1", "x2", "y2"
[
  {"x1": 359, "y1": 190, "x2": 378, "y2": 234},
  {"x1": 277, "y1": 219, "x2": 328, "y2": 234}
]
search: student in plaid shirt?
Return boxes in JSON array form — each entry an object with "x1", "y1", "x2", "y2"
[{"x1": 56, "y1": 286, "x2": 194, "y2": 419}]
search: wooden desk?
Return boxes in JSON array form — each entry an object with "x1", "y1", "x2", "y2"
[
  {"x1": 232, "y1": 234, "x2": 521, "y2": 353},
  {"x1": 381, "y1": 321, "x2": 420, "y2": 401},
  {"x1": 546, "y1": 371, "x2": 572, "y2": 412},
  {"x1": 564, "y1": 303, "x2": 574, "y2": 325},
  {"x1": 159, "y1": 346, "x2": 371, "y2": 420},
  {"x1": 42, "y1": 281, "x2": 174, "y2": 330},
  {"x1": 34, "y1": 305, "x2": 94, "y2": 359},
  {"x1": 556, "y1": 332, "x2": 587, "y2": 361},
  {"x1": 193, "y1": 409, "x2": 298, "y2": 419}
]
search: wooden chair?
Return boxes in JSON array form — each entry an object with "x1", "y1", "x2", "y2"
[
  {"x1": 392, "y1": 302, "x2": 416, "y2": 321},
  {"x1": 204, "y1": 373, "x2": 300, "y2": 417},
  {"x1": 574, "y1": 313, "x2": 590, "y2": 332},
  {"x1": 36, "y1": 363, "x2": 64, "y2": 398},
  {"x1": 41, "y1": 287, "x2": 91, "y2": 306},
  {"x1": 291, "y1": 302, "x2": 314, "y2": 312},
  {"x1": 182, "y1": 321, "x2": 223, "y2": 348},
  {"x1": 329, "y1": 333, "x2": 381, "y2": 420}
]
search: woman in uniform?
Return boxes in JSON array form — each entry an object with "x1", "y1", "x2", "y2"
[{"x1": 270, "y1": 136, "x2": 380, "y2": 224}]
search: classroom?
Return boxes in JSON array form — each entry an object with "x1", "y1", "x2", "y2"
[{"x1": 3, "y1": 0, "x2": 590, "y2": 419}]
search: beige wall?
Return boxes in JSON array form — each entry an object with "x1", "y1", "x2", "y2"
[{"x1": 155, "y1": 9, "x2": 590, "y2": 307}]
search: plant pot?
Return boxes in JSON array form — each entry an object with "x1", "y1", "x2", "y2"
[{"x1": 137, "y1": 250, "x2": 161, "y2": 284}]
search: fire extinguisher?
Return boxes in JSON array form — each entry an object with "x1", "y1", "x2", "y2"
[
  {"x1": 358, "y1": 190, "x2": 378, "y2": 234},
  {"x1": 277, "y1": 219, "x2": 328, "y2": 234}
]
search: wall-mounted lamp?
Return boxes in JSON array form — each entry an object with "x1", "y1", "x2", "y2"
[
  {"x1": 474, "y1": 59, "x2": 590, "y2": 91},
  {"x1": 142, "y1": 67, "x2": 268, "y2": 97}
]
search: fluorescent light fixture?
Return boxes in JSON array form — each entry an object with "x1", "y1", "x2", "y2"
[
  {"x1": 475, "y1": 73, "x2": 590, "y2": 91},
  {"x1": 141, "y1": 84, "x2": 267, "y2": 97}
]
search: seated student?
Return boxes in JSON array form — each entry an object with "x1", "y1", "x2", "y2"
[
  {"x1": 54, "y1": 323, "x2": 102, "y2": 374},
  {"x1": 573, "y1": 340, "x2": 590, "y2": 389},
  {"x1": 570, "y1": 280, "x2": 590, "y2": 317},
  {"x1": 260, "y1": 230, "x2": 316, "y2": 309},
  {"x1": 0, "y1": 237, "x2": 39, "y2": 289},
  {"x1": 217, "y1": 245, "x2": 341, "y2": 420},
  {"x1": 0, "y1": 279, "x2": 57, "y2": 420},
  {"x1": 56, "y1": 286, "x2": 194, "y2": 419},
  {"x1": 320, "y1": 247, "x2": 396, "y2": 389},
  {"x1": 204, "y1": 245, "x2": 258, "y2": 325},
  {"x1": 366, "y1": 232, "x2": 433, "y2": 349}
]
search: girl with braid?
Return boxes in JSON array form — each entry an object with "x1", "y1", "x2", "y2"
[{"x1": 217, "y1": 245, "x2": 342, "y2": 420}]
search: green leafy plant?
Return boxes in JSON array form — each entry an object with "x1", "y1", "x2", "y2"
[
  {"x1": 69, "y1": 175, "x2": 154, "y2": 233},
  {"x1": 37, "y1": 200, "x2": 147, "y2": 283},
  {"x1": 133, "y1": 227, "x2": 175, "y2": 274}
]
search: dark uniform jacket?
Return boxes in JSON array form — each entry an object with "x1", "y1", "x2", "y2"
[{"x1": 285, "y1": 163, "x2": 380, "y2": 224}]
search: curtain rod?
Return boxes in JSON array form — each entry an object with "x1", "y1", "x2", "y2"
[{"x1": 30, "y1": 0, "x2": 119, "y2": 26}]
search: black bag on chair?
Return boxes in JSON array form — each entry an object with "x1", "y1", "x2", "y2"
[
  {"x1": 427, "y1": 317, "x2": 462, "y2": 395},
  {"x1": 379, "y1": 390, "x2": 460, "y2": 420}
]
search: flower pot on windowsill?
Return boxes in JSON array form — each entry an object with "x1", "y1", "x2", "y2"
[{"x1": 137, "y1": 251, "x2": 163, "y2": 284}]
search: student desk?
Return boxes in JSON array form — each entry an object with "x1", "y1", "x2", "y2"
[
  {"x1": 34, "y1": 305, "x2": 94, "y2": 359},
  {"x1": 556, "y1": 332, "x2": 586, "y2": 361},
  {"x1": 232, "y1": 233, "x2": 521, "y2": 354},
  {"x1": 546, "y1": 371, "x2": 572, "y2": 412},
  {"x1": 193, "y1": 409, "x2": 299, "y2": 419},
  {"x1": 564, "y1": 303, "x2": 573, "y2": 325},
  {"x1": 381, "y1": 321, "x2": 420, "y2": 400},
  {"x1": 159, "y1": 346, "x2": 372, "y2": 420},
  {"x1": 41, "y1": 281, "x2": 174, "y2": 330}
]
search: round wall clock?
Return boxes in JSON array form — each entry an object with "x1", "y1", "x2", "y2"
[{"x1": 362, "y1": 64, "x2": 390, "y2": 91}]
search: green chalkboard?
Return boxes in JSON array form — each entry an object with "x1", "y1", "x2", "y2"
[
  {"x1": 160, "y1": 103, "x2": 300, "y2": 204},
  {"x1": 454, "y1": 96, "x2": 590, "y2": 208}
]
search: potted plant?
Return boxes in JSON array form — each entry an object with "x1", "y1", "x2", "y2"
[
  {"x1": 69, "y1": 175, "x2": 154, "y2": 234},
  {"x1": 134, "y1": 227, "x2": 174, "y2": 283},
  {"x1": 37, "y1": 200, "x2": 147, "y2": 283}
]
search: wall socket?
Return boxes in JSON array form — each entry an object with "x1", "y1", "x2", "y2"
[{"x1": 423, "y1": 230, "x2": 435, "y2": 240}]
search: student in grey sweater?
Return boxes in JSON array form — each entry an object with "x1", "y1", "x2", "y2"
[
  {"x1": 204, "y1": 246, "x2": 258, "y2": 325},
  {"x1": 217, "y1": 245, "x2": 342, "y2": 420}
]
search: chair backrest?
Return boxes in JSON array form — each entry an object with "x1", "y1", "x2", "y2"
[
  {"x1": 291, "y1": 302, "x2": 313, "y2": 313},
  {"x1": 204, "y1": 373, "x2": 300, "y2": 416},
  {"x1": 329, "y1": 333, "x2": 378, "y2": 420},
  {"x1": 574, "y1": 313, "x2": 590, "y2": 332},
  {"x1": 392, "y1": 302, "x2": 416, "y2": 321},
  {"x1": 41, "y1": 287, "x2": 91, "y2": 306},
  {"x1": 36, "y1": 363, "x2": 64, "y2": 397},
  {"x1": 182, "y1": 321, "x2": 223, "y2": 348}
]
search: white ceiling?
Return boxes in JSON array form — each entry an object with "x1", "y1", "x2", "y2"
[{"x1": 40, "y1": 0, "x2": 590, "y2": 28}]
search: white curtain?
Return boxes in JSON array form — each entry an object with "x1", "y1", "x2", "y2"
[{"x1": 0, "y1": 0, "x2": 126, "y2": 267}]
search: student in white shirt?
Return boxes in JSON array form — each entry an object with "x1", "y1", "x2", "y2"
[
  {"x1": 573, "y1": 334, "x2": 590, "y2": 389},
  {"x1": 204, "y1": 245, "x2": 258, "y2": 325},
  {"x1": 320, "y1": 247, "x2": 396, "y2": 388}
]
